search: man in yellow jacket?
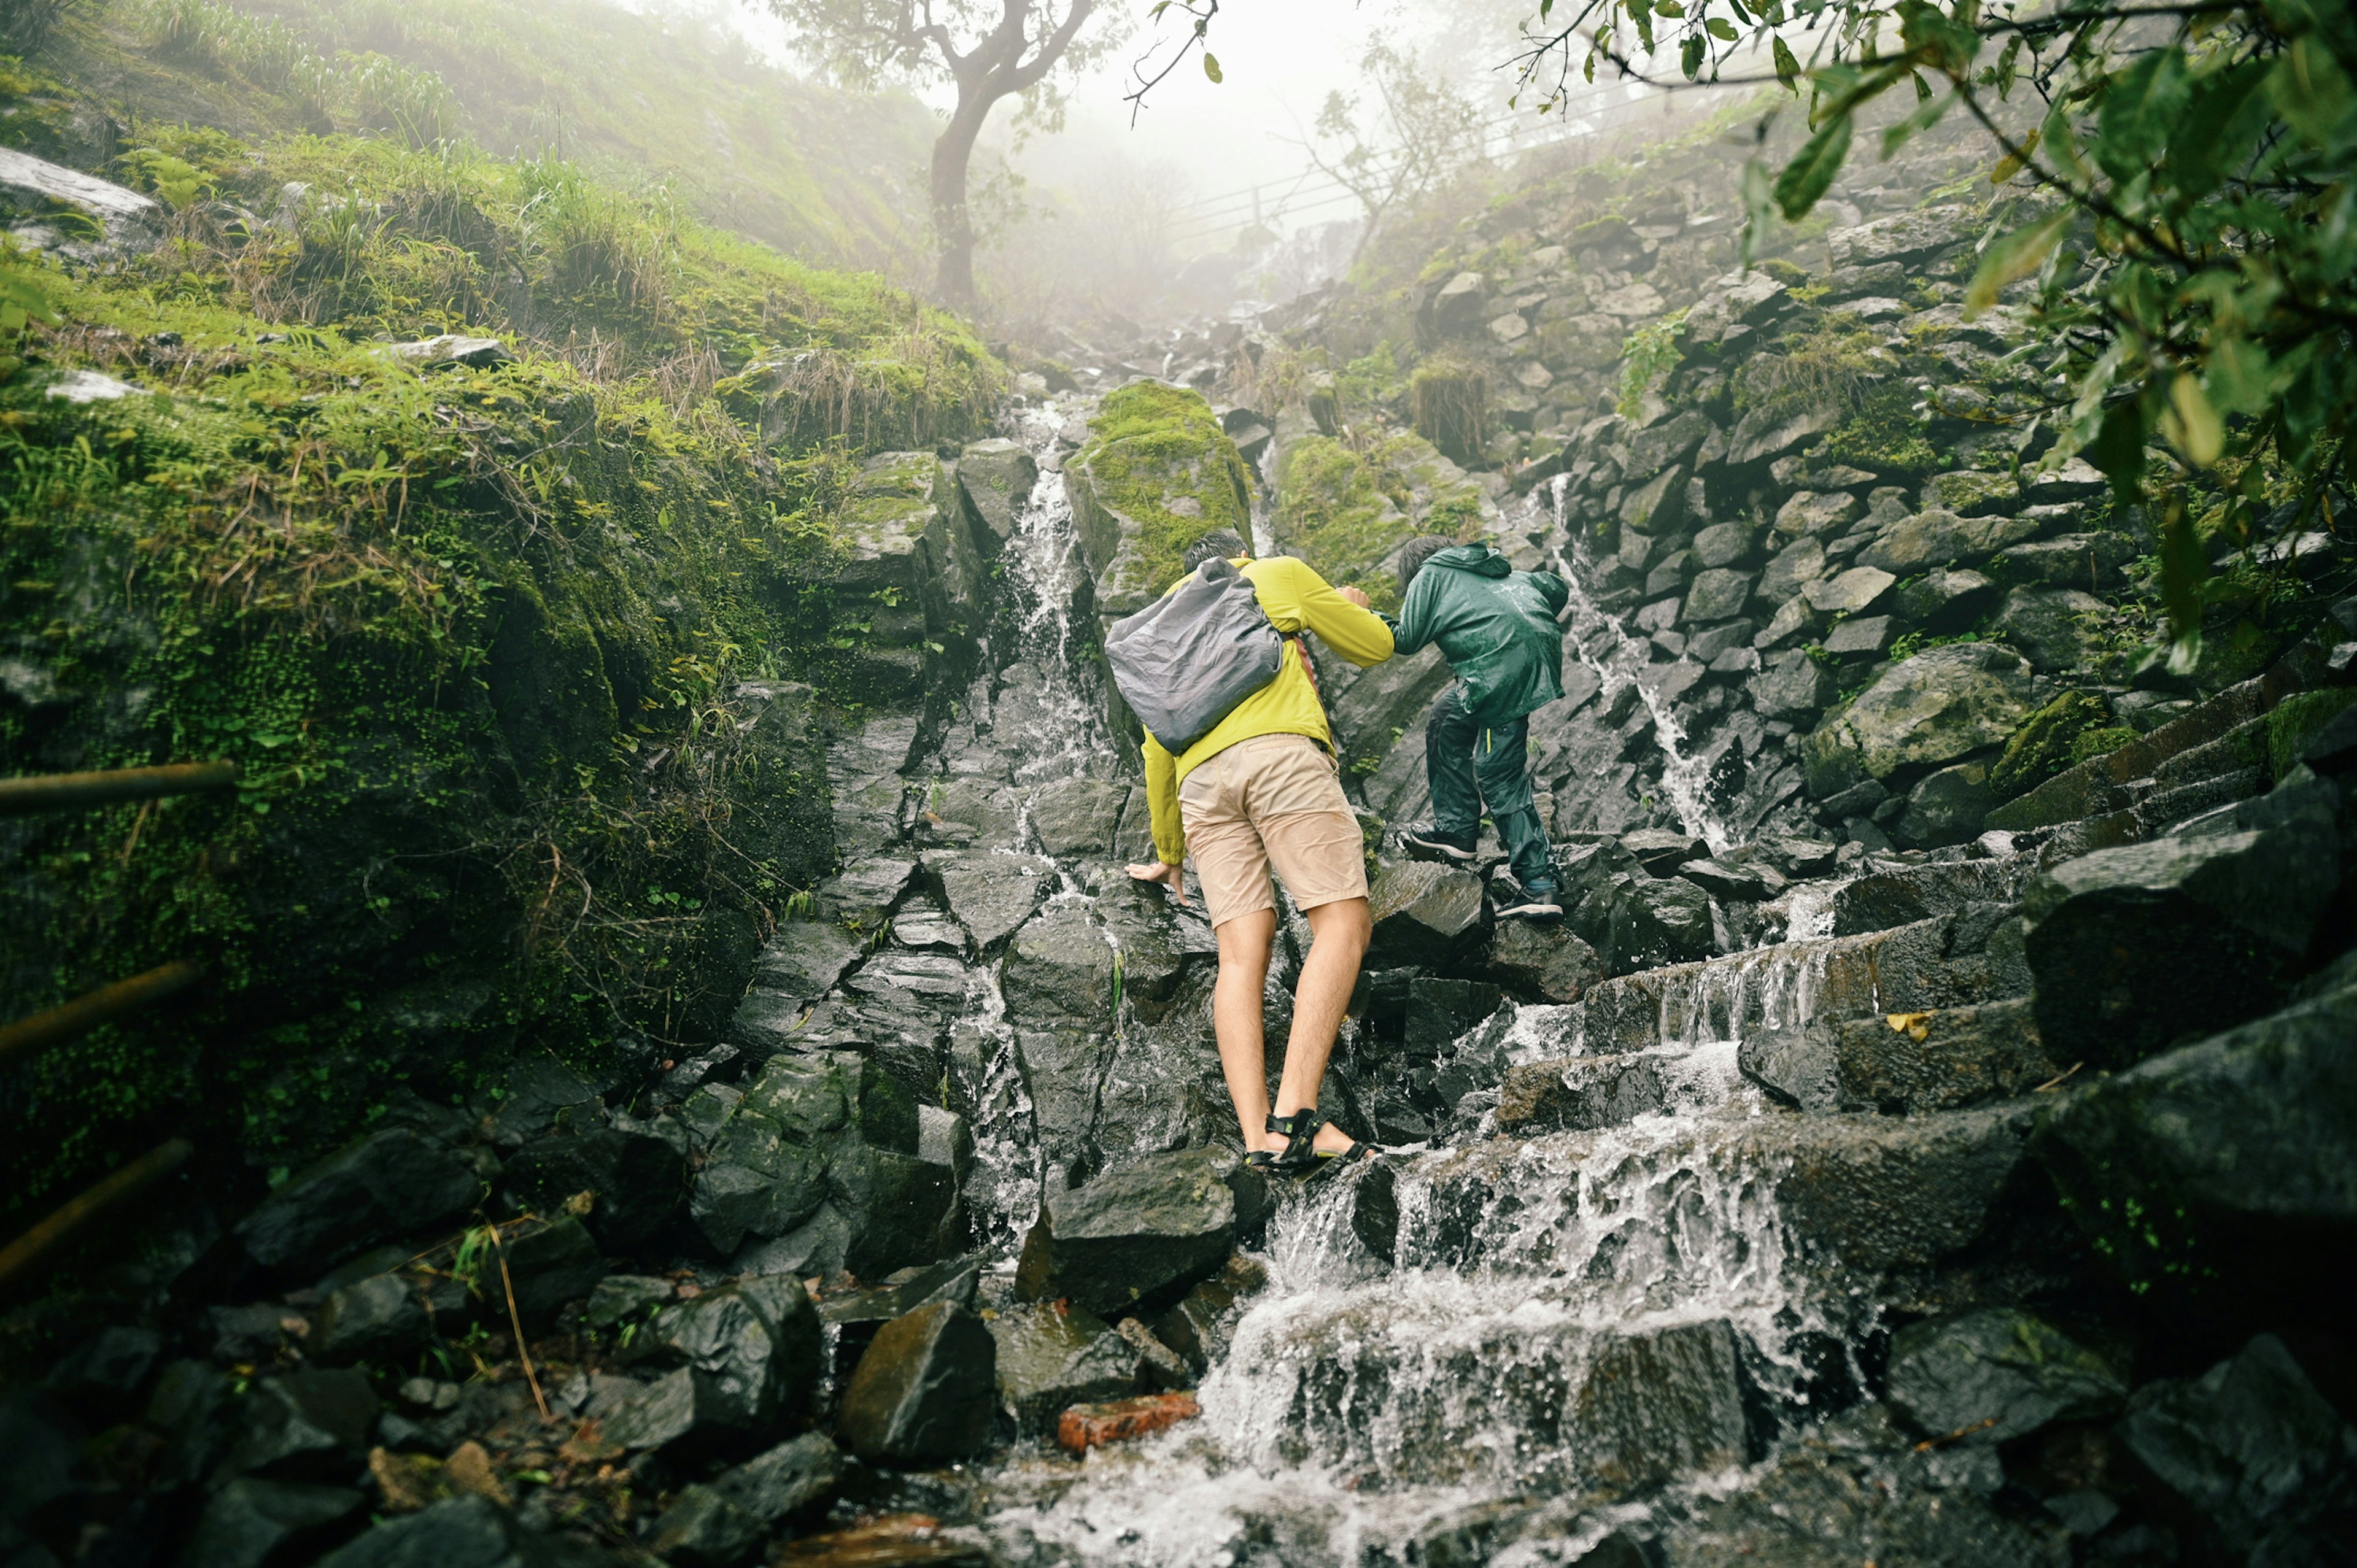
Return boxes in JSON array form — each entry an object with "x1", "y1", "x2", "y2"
[{"x1": 1125, "y1": 530, "x2": 1396, "y2": 1172}]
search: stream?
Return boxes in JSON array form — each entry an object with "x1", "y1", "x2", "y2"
[{"x1": 863, "y1": 395, "x2": 1898, "y2": 1566}]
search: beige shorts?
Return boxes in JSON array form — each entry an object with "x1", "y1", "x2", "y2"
[{"x1": 1180, "y1": 733, "x2": 1369, "y2": 930}]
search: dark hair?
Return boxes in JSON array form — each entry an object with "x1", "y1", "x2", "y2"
[
  {"x1": 1397, "y1": 535, "x2": 1453, "y2": 593},
  {"x1": 1182, "y1": 529, "x2": 1250, "y2": 573}
]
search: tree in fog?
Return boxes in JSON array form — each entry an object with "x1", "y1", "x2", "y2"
[
  {"x1": 1300, "y1": 39, "x2": 1485, "y2": 268},
  {"x1": 765, "y1": 0, "x2": 1128, "y2": 306}
]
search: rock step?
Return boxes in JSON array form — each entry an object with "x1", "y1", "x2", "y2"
[
  {"x1": 1987, "y1": 675, "x2": 2267, "y2": 831},
  {"x1": 1738, "y1": 996, "x2": 2061, "y2": 1115},
  {"x1": 1566, "y1": 916, "x2": 2012, "y2": 1059},
  {"x1": 2151, "y1": 714, "x2": 2267, "y2": 789},
  {"x1": 1390, "y1": 1100, "x2": 2042, "y2": 1278},
  {"x1": 2131, "y1": 767, "x2": 2268, "y2": 838},
  {"x1": 1818, "y1": 854, "x2": 2037, "y2": 938}
]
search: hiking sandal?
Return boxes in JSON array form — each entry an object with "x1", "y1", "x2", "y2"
[
  {"x1": 1304, "y1": 1138, "x2": 1377, "y2": 1178},
  {"x1": 1264, "y1": 1110, "x2": 1327, "y2": 1173}
]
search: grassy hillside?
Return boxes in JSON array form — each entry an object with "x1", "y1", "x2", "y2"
[
  {"x1": 0, "y1": 97, "x2": 1000, "y2": 1232},
  {"x1": 26, "y1": 0, "x2": 935, "y2": 270}
]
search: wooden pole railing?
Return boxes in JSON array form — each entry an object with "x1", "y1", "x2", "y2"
[
  {"x1": 0, "y1": 1140, "x2": 194, "y2": 1292},
  {"x1": 0, "y1": 761, "x2": 238, "y2": 816}
]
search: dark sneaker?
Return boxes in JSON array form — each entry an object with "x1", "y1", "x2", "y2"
[
  {"x1": 1493, "y1": 884, "x2": 1564, "y2": 920},
  {"x1": 1402, "y1": 824, "x2": 1477, "y2": 862}
]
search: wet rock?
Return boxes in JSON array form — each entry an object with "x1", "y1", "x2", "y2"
[
  {"x1": 1002, "y1": 903, "x2": 1115, "y2": 1022},
  {"x1": 47, "y1": 1326, "x2": 161, "y2": 1414},
  {"x1": 692, "y1": 1146, "x2": 828, "y2": 1255},
  {"x1": 628, "y1": 1276, "x2": 823, "y2": 1439},
  {"x1": 1885, "y1": 1308, "x2": 2125, "y2": 1445},
  {"x1": 222, "y1": 1369, "x2": 380, "y2": 1480},
  {"x1": 838, "y1": 1302, "x2": 998, "y2": 1466},
  {"x1": 1495, "y1": 1054, "x2": 1666, "y2": 1134},
  {"x1": 498, "y1": 1216, "x2": 607, "y2": 1327},
  {"x1": 1577, "y1": 1321, "x2": 1751, "y2": 1488},
  {"x1": 236, "y1": 1129, "x2": 479, "y2": 1273},
  {"x1": 1678, "y1": 859, "x2": 1766, "y2": 902},
  {"x1": 1770, "y1": 1103, "x2": 2037, "y2": 1271},
  {"x1": 314, "y1": 1494, "x2": 586, "y2": 1568},
  {"x1": 1856, "y1": 508, "x2": 2038, "y2": 576},
  {"x1": 1056, "y1": 1392, "x2": 1201, "y2": 1454},
  {"x1": 818, "y1": 857, "x2": 917, "y2": 935},
  {"x1": 1749, "y1": 647, "x2": 1838, "y2": 719},
  {"x1": 1150, "y1": 1254, "x2": 1268, "y2": 1373},
  {"x1": 743, "y1": 921, "x2": 866, "y2": 1007},
  {"x1": 2024, "y1": 822, "x2": 2337, "y2": 1066},
  {"x1": 648, "y1": 1486, "x2": 765, "y2": 1567},
  {"x1": 830, "y1": 1143, "x2": 959, "y2": 1278},
  {"x1": 183, "y1": 1478, "x2": 365, "y2": 1568},
  {"x1": 1485, "y1": 920, "x2": 1602, "y2": 1002},
  {"x1": 1991, "y1": 586, "x2": 2108, "y2": 672},
  {"x1": 1095, "y1": 873, "x2": 1219, "y2": 1023},
  {"x1": 1016, "y1": 1146, "x2": 1266, "y2": 1316},
  {"x1": 505, "y1": 1123, "x2": 686, "y2": 1252},
  {"x1": 1620, "y1": 828, "x2": 1706, "y2": 874},
  {"x1": 1894, "y1": 566, "x2": 1999, "y2": 630},
  {"x1": 1027, "y1": 777, "x2": 1129, "y2": 857},
  {"x1": 1803, "y1": 644, "x2": 2034, "y2": 799},
  {"x1": 1835, "y1": 998, "x2": 2057, "y2": 1112},
  {"x1": 1684, "y1": 568, "x2": 1753, "y2": 624},
  {"x1": 1367, "y1": 860, "x2": 1488, "y2": 964},
  {"x1": 1803, "y1": 565, "x2": 1895, "y2": 617},
  {"x1": 1739, "y1": 1020, "x2": 1840, "y2": 1111},
  {"x1": 2115, "y1": 1335, "x2": 2357, "y2": 1553},
  {"x1": 1604, "y1": 873, "x2": 1714, "y2": 974},
  {"x1": 1895, "y1": 760, "x2": 1994, "y2": 848},
  {"x1": 713, "y1": 1432, "x2": 842, "y2": 1527},
  {"x1": 603, "y1": 1367, "x2": 698, "y2": 1452},
  {"x1": 2036, "y1": 976, "x2": 2357, "y2": 1300},
  {"x1": 586, "y1": 1275, "x2": 673, "y2": 1329},
  {"x1": 954, "y1": 438, "x2": 1038, "y2": 548},
  {"x1": 987, "y1": 1301, "x2": 1142, "y2": 1432},
  {"x1": 309, "y1": 1274, "x2": 432, "y2": 1365},
  {"x1": 775, "y1": 1517, "x2": 993, "y2": 1567},
  {"x1": 1404, "y1": 978, "x2": 1505, "y2": 1053}
]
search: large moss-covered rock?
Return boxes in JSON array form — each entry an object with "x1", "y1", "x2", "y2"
[
  {"x1": 1803, "y1": 644, "x2": 2035, "y2": 798},
  {"x1": 822, "y1": 452, "x2": 989, "y2": 699},
  {"x1": 1067, "y1": 382, "x2": 1255, "y2": 621}
]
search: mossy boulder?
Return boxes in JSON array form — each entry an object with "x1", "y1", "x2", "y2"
[
  {"x1": 1989, "y1": 690, "x2": 2114, "y2": 803},
  {"x1": 816, "y1": 451, "x2": 988, "y2": 701},
  {"x1": 1803, "y1": 644, "x2": 2036, "y2": 799},
  {"x1": 1066, "y1": 381, "x2": 1255, "y2": 622}
]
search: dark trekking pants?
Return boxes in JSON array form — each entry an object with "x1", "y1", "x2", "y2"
[{"x1": 1425, "y1": 682, "x2": 1556, "y2": 893}]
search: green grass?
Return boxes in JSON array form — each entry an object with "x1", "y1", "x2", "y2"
[{"x1": 0, "y1": 110, "x2": 1000, "y2": 1226}]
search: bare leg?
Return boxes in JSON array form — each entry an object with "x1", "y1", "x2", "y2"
[
  {"x1": 1272, "y1": 896, "x2": 1372, "y2": 1155},
  {"x1": 1211, "y1": 909, "x2": 1277, "y2": 1151}
]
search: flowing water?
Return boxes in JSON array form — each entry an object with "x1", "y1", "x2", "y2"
[{"x1": 906, "y1": 399, "x2": 1889, "y2": 1564}]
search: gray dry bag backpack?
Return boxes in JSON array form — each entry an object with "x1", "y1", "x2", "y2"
[{"x1": 1104, "y1": 557, "x2": 1286, "y2": 753}]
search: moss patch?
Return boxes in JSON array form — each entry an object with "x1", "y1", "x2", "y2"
[
  {"x1": 2267, "y1": 687, "x2": 2357, "y2": 781},
  {"x1": 1069, "y1": 380, "x2": 1254, "y2": 600},
  {"x1": 1272, "y1": 435, "x2": 1415, "y2": 612},
  {"x1": 1988, "y1": 690, "x2": 2113, "y2": 801},
  {"x1": 0, "y1": 118, "x2": 997, "y2": 1223}
]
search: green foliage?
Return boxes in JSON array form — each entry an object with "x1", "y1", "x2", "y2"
[
  {"x1": 1271, "y1": 434, "x2": 1417, "y2": 612},
  {"x1": 1407, "y1": 355, "x2": 1485, "y2": 464},
  {"x1": 1616, "y1": 306, "x2": 1688, "y2": 418},
  {"x1": 2266, "y1": 687, "x2": 2357, "y2": 780},
  {"x1": 1522, "y1": 0, "x2": 2357, "y2": 672},
  {"x1": 0, "y1": 118, "x2": 999, "y2": 1223}
]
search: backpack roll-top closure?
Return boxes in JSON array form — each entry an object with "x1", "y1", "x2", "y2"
[{"x1": 1104, "y1": 557, "x2": 1287, "y2": 755}]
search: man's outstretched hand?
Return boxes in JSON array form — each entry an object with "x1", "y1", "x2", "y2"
[
  {"x1": 1336, "y1": 585, "x2": 1371, "y2": 608},
  {"x1": 1126, "y1": 859, "x2": 1188, "y2": 906}
]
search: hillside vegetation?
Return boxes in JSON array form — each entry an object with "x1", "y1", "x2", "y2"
[{"x1": 0, "y1": 71, "x2": 1000, "y2": 1225}]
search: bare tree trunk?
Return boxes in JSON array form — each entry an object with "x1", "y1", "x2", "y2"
[{"x1": 930, "y1": 102, "x2": 990, "y2": 309}]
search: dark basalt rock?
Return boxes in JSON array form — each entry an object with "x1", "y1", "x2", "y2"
[
  {"x1": 315, "y1": 1494, "x2": 618, "y2": 1568},
  {"x1": 1015, "y1": 1146, "x2": 1268, "y2": 1316},
  {"x1": 625, "y1": 1276, "x2": 822, "y2": 1442},
  {"x1": 1001, "y1": 902, "x2": 1117, "y2": 1022},
  {"x1": 498, "y1": 1216, "x2": 608, "y2": 1328},
  {"x1": 1883, "y1": 1308, "x2": 2125, "y2": 1446},
  {"x1": 1150, "y1": 1255, "x2": 1268, "y2": 1374},
  {"x1": 713, "y1": 1431, "x2": 842, "y2": 1527},
  {"x1": 838, "y1": 1301, "x2": 999, "y2": 1466},
  {"x1": 235, "y1": 1129, "x2": 479, "y2": 1272},
  {"x1": 1368, "y1": 861, "x2": 1488, "y2": 965},
  {"x1": 505, "y1": 1124, "x2": 686, "y2": 1251},
  {"x1": 648, "y1": 1485, "x2": 765, "y2": 1567},
  {"x1": 1832, "y1": 998, "x2": 2058, "y2": 1113},
  {"x1": 309, "y1": 1274, "x2": 432, "y2": 1365},
  {"x1": 220, "y1": 1370, "x2": 379, "y2": 1481},
  {"x1": 1485, "y1": 920, "x2": 1603, "y2": 1002},
  {"x1": 2116, "y1": 1335, "x2": 2357, "y2": 1555},
  {"x1": 182, "y1": 1479, "x2": 364, "y2": 1568},
  {"x1": 986, "y1": 1301, "x2": 1142, "y2": 1432},
  {"x1": 2024, "y1": 816, "x2": 2338, "y2": 1068}
]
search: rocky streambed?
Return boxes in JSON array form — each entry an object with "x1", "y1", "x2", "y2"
[{"x1": 4, "y1": 388, "x2": 2354, "y2": 1568}]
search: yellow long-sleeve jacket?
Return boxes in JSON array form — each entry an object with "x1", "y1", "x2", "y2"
[{"x1": 1141, "y1": 555, "x2": 1396, "y2": 865}]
